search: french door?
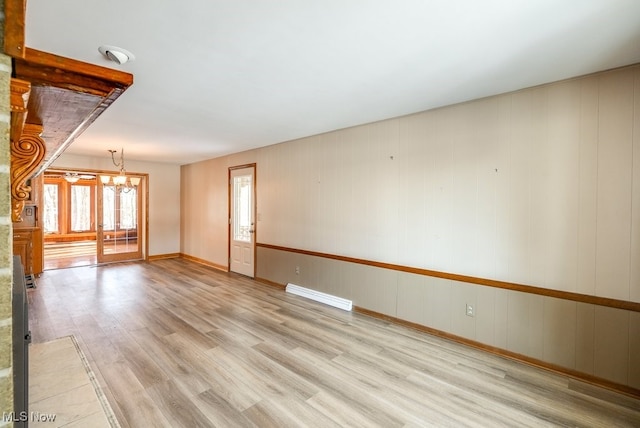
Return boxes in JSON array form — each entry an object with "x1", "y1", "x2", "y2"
[
  {"x1": 229, "y1": 165, "x2": 256, "y2": 277},
  {"x1": 97, "y1": 177, "x2": 143, "y2": 263}
]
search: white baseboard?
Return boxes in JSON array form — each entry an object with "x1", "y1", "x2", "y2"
[{"x1": 285, "y1": 283, "x2": 352, "y2": 311}]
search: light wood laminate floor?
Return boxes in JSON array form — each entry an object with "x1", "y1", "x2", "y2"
[
  {"x1": 43, "y1": 240, "x2": 140, "y2": 270},
  {"x1": 28, "y1": 259, "x2": 640, "y2": 427}
]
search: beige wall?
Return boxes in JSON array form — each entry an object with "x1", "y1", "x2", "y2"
[
  {"x1": 52, "y1": 153, "x2": 181, "y2": 256},
  {"x1": 181, "y1": 150, "x2": 256, "y2": 266},
  {"x1": 181, "y1": 64, "x2": 640, "y2": 389},
  {"x1": 257, "y1": 246, "x2": 640, "y2": 389}
]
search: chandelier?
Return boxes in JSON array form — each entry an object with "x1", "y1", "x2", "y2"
[{"x1": 99, "y1": 149, "x2": 140, "y2": 191}]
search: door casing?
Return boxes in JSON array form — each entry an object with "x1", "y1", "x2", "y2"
[
  {"x1": 97, "y1": 173, "x2": 146, "y2": 264},
  {"x1": 228, "y1": 163, "x2": 256, "y2": 277}
]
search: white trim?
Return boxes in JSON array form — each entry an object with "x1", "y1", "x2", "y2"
[{"x1": 286, "y1": 283, "x2": 352, "y2": 311}]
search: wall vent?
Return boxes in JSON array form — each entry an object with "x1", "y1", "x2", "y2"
[{"x1": 285, "y1": 283, "x2": 352, "y2": 311}]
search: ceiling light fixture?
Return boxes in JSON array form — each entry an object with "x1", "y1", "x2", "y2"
[
  {"x1": 98, "y1": 45, "x2": 135, "y2": 65},
  {"x1": 100, "y1": 149, "x2": 140, "y2": 192},
  {"x1": 63, "y1": 172, "x2": 80, "y2": 183}
]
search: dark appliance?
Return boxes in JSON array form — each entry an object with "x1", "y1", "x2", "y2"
[{"x1": 12, "y1": 256, "x2": 30, "y2": 427}]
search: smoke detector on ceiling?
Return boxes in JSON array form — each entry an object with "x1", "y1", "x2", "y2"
[{"x1": 98, "y1": 45, "x2": 135, "y2": 65}]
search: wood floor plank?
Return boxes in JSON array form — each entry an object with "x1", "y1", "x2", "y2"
[
  {"x1": 243, "y1": 397, "x2": 341, "y2": 428},
  {"x1": 145, "y1": 379, "x2": 214, "y2": 428},
  {"x1": 98, "y1": 360, "x2": 172, "y2": 428},
  {"x1": 192, "y1": 388, "x2": 255, "y2": 428},
  {"x1": 305, "y1": 390, "x2": 396, "y2": 428},
  {"x1": 206, "y1": 342, "x2": 319, "y2": 402},
  {"x1": 254, "y1": 341, "x2": 406, "y2": 427},
  {"x1": 27, "y1": 259, "x2": 640, "y2": 427},
  {"x1": 161, "y1": 331, "x2": 263, "y2": 412},
  {"x1": 108, "y1": 328, "x2": 170, "y2": 388}
]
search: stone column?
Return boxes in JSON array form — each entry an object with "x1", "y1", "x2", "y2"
[{"x1": 0, "y1": 0, "x2": 15, "y2": 422}]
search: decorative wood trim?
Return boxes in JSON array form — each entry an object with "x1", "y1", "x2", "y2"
[
  {"x1": 353, "y1": 305, "x2": 640, "y2": 399},
  {"x1": 228, "y1": 163, "x2": 258, "y2": 171},
  {"x1": 12, "y1": 48, "x2": 134, "y2": 177},
  {"x1": 11, "y1": 124, "x2": 46, "y2": 222},
  {"x1": 148, "y1": 253, "x2": 180, "y2": 261},
  {"x1": 14, "y1": 48, "x2": 133, "y2": 95},
  {"x1": 257, "y1": 243, "x2": 640, "y2": 313},
  {"x1": 255, "y1": 277, "x2": 286, "y2": 290},
  {"x1": 4, "y1": 0, "x2": 27, "y2": 58},
  {"x1": 10, "y1": 78, "x2": 30, "y2": 143},
  {"x1": 44, "y1": 232, "x2": 97, "y2": 243},
  {"x1": 144, "y1": 171, "x2": 150, "y2": 265},
  {"x1": 179, "y1": 253, "x2": 228, "y2": 272}
]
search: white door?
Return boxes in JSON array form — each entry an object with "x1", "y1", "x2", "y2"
[{"x1": 229, "y1": 166, "x2": 255, "y2": 277}]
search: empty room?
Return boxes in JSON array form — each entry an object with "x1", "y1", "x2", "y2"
[{"x1": 2, "y1": 1, "x2": 640, "y2": 427}]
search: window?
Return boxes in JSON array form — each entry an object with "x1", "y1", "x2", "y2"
[
  {"x1": 43, "y1": 175, "x2": 96, "y2": 237},
  {"x1": 43, "y1": 183, "x2": 59, "y2": 233},
  {"x1": 233, "y1": 175, "x2": 252, "y2": 242},
  {"x1": 70, "y1": 185, "x2": 92, "y2": 231}
]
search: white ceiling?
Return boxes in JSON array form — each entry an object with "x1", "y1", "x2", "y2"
[{"x1": 25, "y1": 0, "x2": 640, "y2": 165}]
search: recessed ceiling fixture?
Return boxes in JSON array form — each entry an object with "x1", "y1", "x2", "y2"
[{"x1": 98, "y1": 45, "x2": 135, "y2": 65}]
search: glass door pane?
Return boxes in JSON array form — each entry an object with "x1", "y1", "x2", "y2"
[
  {"x1": 233, "y1": 175, "x2": 252, "y2": 243},
  {"x1": 97, "y1": 178, "x2": 142, "y2": 263},
  {"x1": 43, "y1": 183, "x2": 59, "y2": 233}
]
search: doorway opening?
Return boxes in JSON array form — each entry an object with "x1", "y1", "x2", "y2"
[{"x1": 42, "y1": 168, "x2": 147, "y2": 270}]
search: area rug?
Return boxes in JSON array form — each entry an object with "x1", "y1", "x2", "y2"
[{"x1": 29, "y1": 335, "x2": 120, "y2": 428}]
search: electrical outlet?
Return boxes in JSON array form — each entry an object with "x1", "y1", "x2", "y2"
[
  {"x1": 295, "y1": 266, "x2": 300, "y2": 275},
  {"x1": 466, "y1": 304, "x2": 475, "y2": 317}
]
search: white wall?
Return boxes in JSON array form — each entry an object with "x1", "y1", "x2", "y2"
[{"x1": 51, "y1": 153, "x2": 181, "y2": 256}]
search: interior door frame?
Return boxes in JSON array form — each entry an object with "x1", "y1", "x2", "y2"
[
  {"x1": 228, "y1": 163, "x2": 257, "y2": 277},
  {"x1": 97, "y1": 174, "x2": 145, "y2": 263},
  {"x1": 42, "y1": 167, "x2": 149, "y2": 266}
]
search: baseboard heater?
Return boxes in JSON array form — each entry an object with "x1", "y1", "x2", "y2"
[{"x1": 285, "y1": 283, "x2": 352, "y2": 311}]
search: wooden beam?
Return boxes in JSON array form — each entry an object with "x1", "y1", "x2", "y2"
[
  {"x1": 12, "y1": 47, "x2": 133, "y2": 177},
  {"x1": 14, "y1": 48, "x2": 134, "y2": 96},
  {"x1": 4, "y1": 0, "x2": 27, "y2": 58}
]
